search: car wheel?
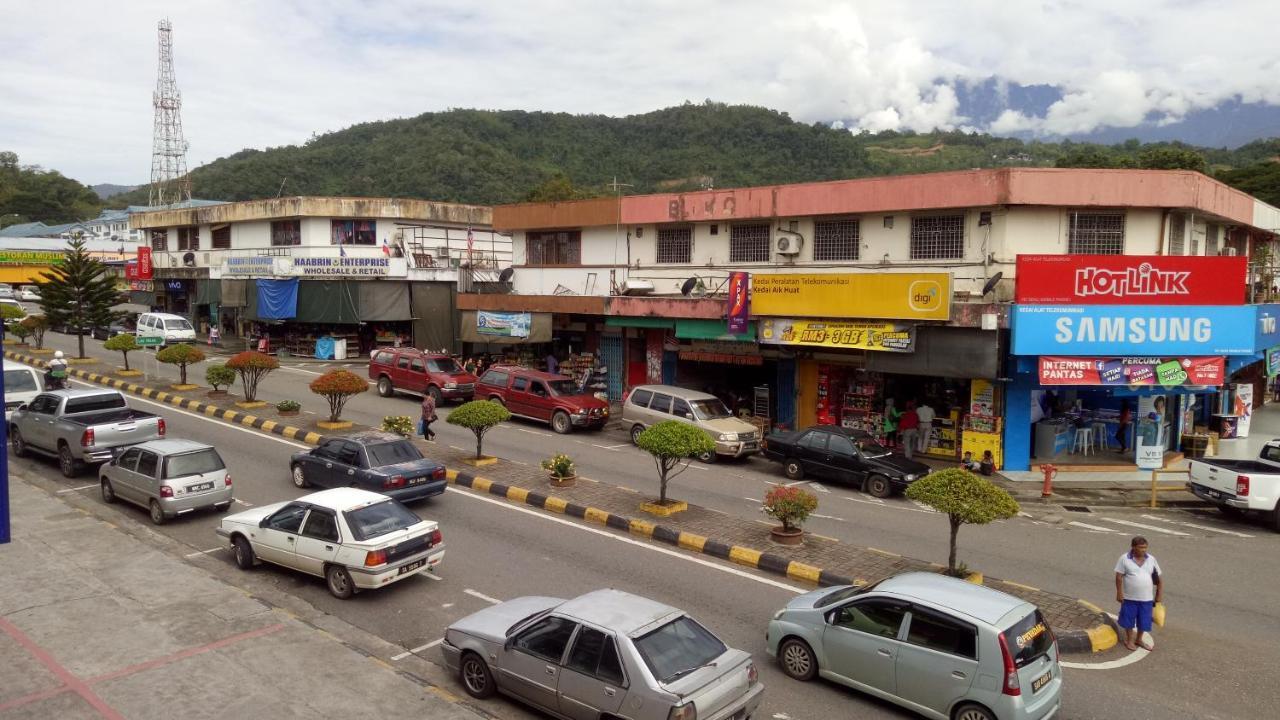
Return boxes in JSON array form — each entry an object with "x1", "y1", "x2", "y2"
[
  {"x1": 326, "y1": 565, "x2": 355, "y2": 599},
  {"x1": 58, "y1": 444, "x2": 79, "y2": 478},
  {"x1": 866, "y1": 474, "x2": 893, "y2": 499},
  {"x1": 232, "y1": 536, "x2": 256, "y2": 569},
  {"x1": 953, "y1": 703, "x2": 997, "y2": 720},
  {"x1": 377, "y1": 376, "x2": 394, "y2": 397},
  {"x1": 10, "y1": 428, "x2": 28, "y2": 458},
  {"x1": 1272, "y1": 504, "x2": 1280, "y2": 534},
  {"x1": 697, "y1": 449, "x2": 717, "y2": 464},
  {"x1": 100, "y1": 478, "x2": 116, "y2": 504},
  {"x1": 630, "y1": 424, "x2": 645, "y2": 445},
  {"x1": 148, "y1": 499, "x2": 166, "y2": 525},
  {"x1": 551, "y1": 410, "x2": 572, "y2": 434},
  {"x1": 460, "y1": 652, "x2": 496, "y2": 699},
  {"x1": 778, "y1": 638, "x2": 818, "y2": 681},
  {"x1": 291, "y1": 464, "x2": 310, "y2": 488},
  {"x1": 489, "y1": 395, "x2": 505, "y2": 408},
  {"x1": 428, "y1": 386, "x2": 444, "y2": 407},
  {"x1": 784, "y1": 460, "x2": 804, "y2": 480}
]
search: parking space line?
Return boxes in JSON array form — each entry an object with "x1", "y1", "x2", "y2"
[
  {"x1": 234, "y1": 499, "x2": 254, "y2": 507},
  {"x1": 464, "y1": 588, "x2": 502, "y2": 605},
  {"x1": 420, "y1": 572, "x2": 443, "y2": 581},
  {"x1": 56, "y1": 484, "x2": 98, "y2": 494},
  {"x1": 591, "y1": 443, "x2": 627, "y2": 451},
  {"x1": 392, "y1": 637, "x2": 445, "y2": 660},
  {"x1": 1140, "y1": 514, "x2": 1254, "y2": 538},
  {"x1": 1100, "y1": 517, "x2": 1190, "y2": 536},
  {"x1": 184, "y1": 547, "x2": 225, "y2": 558},
  {"x1": 1068, "y1": 521, "x2": 1120, "y2": 533}
]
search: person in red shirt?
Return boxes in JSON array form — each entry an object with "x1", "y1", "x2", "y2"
[{"x1": 899, "y1": 401, "x2": 921, "y2": 459}]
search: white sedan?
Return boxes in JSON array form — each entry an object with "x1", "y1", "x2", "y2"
[
  {"x1": 216, "y1": 487, "x2": 444, "y2": 598},
  {"x1": 19, "y1": 287, "x2": 41, "y2": 302}
]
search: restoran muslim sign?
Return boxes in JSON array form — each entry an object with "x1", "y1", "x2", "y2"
[{"x1": 1011, "y1": 305, "x2": 1255, "y2": 356}]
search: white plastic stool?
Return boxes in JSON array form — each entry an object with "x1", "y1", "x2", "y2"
[
  {"x1": 1073, "y1": 427, "x2": 1094, "y2": 456},
  {"x1": 1091, "y1": 422, "x2": 1110, "y2": 450}
]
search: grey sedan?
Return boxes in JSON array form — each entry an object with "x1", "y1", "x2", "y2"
[
  {"x1": 443, "y1": 588, "x2": 763, "y2": 720},
  {"x1": 100, "y1": 439, "x2": 233, "y2": 524}
]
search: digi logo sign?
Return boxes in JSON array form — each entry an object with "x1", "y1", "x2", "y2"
[{"x1": 908, "y1": 280, "x2": 943, "y2": 313}]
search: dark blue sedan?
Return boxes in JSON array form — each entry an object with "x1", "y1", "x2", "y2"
[{"x1": 289, "y1": 431, "x2": 447, "y2": 502}]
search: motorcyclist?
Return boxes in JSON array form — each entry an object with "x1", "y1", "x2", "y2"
[{"x1": 46, "y1": 350, "x2": 68, "y2": 390}]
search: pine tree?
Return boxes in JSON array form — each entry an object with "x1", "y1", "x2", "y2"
[{"x1": 37, "y1": 237, "x2": 119, "y2": 358}]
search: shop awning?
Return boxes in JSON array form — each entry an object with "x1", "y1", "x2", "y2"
[
  {"x1": 460, "y1": 310, "x2": 552, "y2": 344},
  {"x1": 256, "y1": 278, "x2": 298, "y2": 320},
  {"x1": 674, "y1": 319, "x2": 756, "y2": 341},
  {"x1": 865, "y1": 326, "x2": 999, "y2": 379},
  {"x1": 605, "y1": 317, "x2": 675, "y2": 329},
  {"x1": 359, "y1": 281, "x2": 411, "y2": 321},
  {"x1": 220, "y1": 279, "x2": 248, "y2": 307},
  {"x1": 194, "y1": 279, "x2": 221, "y2": 305},
  {"x1": 295, "y1": 280, "x2": 359, "y2": 324}
]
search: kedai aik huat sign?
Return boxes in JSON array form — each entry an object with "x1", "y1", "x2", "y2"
[
  {"x1": 1012, "y1": 305, "x2": 1256, "y2": 356},
  {"x1": 1015, "y1": 255, "x2": 1247, "y2": 305}
]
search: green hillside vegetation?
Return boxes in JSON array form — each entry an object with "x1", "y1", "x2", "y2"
[{"x1": 0, "y1": 151, "x2": 102, "y2": 228}]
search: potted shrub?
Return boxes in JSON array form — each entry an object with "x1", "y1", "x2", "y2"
[
  {"x1": 21, "y1": 315, "x2": 50, "y2": 352},
  {"x1": 308, "y1": 369, "x2": 368, "y2": 429},
  {"x1": 382, "y1": 415, "x2": 415, "y2": 437},
  {"x1": 276, "y1": 399, "x2": 301, "y2": 417},
  {"x1": 541, "y1": 453, "x2": 577, "y2": 487},
  {"x1": 762, "y1": 485, "x2": 818, "y2": 545},
  {"x1": 7, "y1": 320, "x2": 31, "y2": 347},
  {"x1": 205, "y1": 363, "x2": 236, "y2": 396}
]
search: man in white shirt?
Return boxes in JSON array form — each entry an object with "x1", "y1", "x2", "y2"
[
  {"x1": 1115, "y1": 536, "x2": 1164, "y2": 651},
  {"x1": 915, "y1": 401, "x2": 935, "y2": 453}
]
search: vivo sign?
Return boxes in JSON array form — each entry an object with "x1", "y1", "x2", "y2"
[
  {"x1": 1016, "y1": 255, "x2": 1246, "y2": 305},
  {"x1": 1012, "y1": 305, "x2": 1256, "y2": 356}
]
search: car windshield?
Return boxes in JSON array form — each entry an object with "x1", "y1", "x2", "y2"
[
  {"x1": 854, "y1": 437, "x2": 891, "y2": 456},
  {"x1": 1003, "y1": 610, "x2": 1054, "y2": 668},
  {"x1": 814, "y1": 580, "x2": 883, "y2": 608},
  {"x1": 164, "y1": 448, "x2": 225, "y2": 478},
  {"x1": 426, "y1": 358, "x2": 462, "y2": 373},
  {"x1": 632, "y1": 615, "x2": 726, "y2": 683},
  {"x1": 690, "y1": 399, "x2": 732, "y2": 420},
  {"x1": 4, "y1": 369, "x2": 39, "y2": 392},
  {"x1": 344, "y1": 499, "x2": 422, "y2": 541},
  {"x1": 546, "y1": 379, "x2": 579, "y2": 396},
  {"x1": 366, "y1": 440, "x2": 423, "y2": 467}
]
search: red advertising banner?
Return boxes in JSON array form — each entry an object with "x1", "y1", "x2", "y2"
[
  {"x1": 727, "y1": 271, "x2": 750, "y2": 335},
  {"x1": 1016, "y1": 255, "x2": 1246, "y2": 305},
  {"x1": 136, "y1": 246, "x2": 153, "y2": 280},
  {"x1": 1039, "y1": 356, "x2": 1225, "y2": 387},
  {"x1": 124, "y1": 261, "x2": 138, "y2": 280}
]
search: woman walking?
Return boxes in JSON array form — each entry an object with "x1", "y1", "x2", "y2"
[{"x1": 421, "y1": 392, "x2": 438, "y2": 442}]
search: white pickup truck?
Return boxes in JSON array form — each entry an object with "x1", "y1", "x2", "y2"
[{"x1": 1187, "y1": 441, "x2": 1280, "y2": 531}]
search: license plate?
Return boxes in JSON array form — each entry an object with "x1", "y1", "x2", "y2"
[
  {"x1": 1032, "y1": 670, "x2": 1052, "y2": 693},
  {"x1": 410, "y1": 477, "x2": 425, "y2": 485},
  {"x1": 187, "y1": 482, "x2": 214, "y2": 493},
  {"x1": 399, "y1": 558, "x2": 427, "y2": 575},
  {"x1": 1205, "y1": 489, "x2": 1221, "y2": 499}
]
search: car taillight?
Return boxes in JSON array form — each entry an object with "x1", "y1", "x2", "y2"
[
  {"x1": 224, "y1": 473, "x2": 232, "y2": 487},
  {"x1": 1237, "y1": 475, "x2": 1250, "y2": 496},
  {"x1": 668, "y1": 704, "x2": 697, "y2": 720},
  {"x1": 365, "y1": 549, "x2": 387, "y2": 567},
  {"x1": 159, "y1": 485, "x2": 174, "y2": 498},
  {"x1": 433, "y1": 467, "x2": 445, "y2": 480},
  {"x1": 384, "y1": 475, "x2": 406, "y2": 489},
  {"x1": 80, "y1": 428, "x2": 95, "y2": 447},
  {"x1": 998, "y1": 633, "x2": 1021, "y2": 696},
  {"x1": 747, "y1": 661, "x2": 758, "y2": 685},
  {"x1": 429, "y1": 528, "x2": 442, "y2": 547},
  {"x1": 158, "y1": 418, "x2": 166, "y2": 436}
]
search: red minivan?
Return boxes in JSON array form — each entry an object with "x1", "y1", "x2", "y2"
[
  {"x1": 476, "y1": 365, "x2": 609, "y2": 434},
  {"x1": 369, "y1": 348, "x2": 478, "y2": 404}
]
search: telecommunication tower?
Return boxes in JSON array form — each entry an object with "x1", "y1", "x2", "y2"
[{"x1": 148, "y1": 19, "x2": 191, "y2": 207}]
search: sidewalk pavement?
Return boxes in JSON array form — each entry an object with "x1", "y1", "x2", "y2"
[{"x1": 0, "y1": 471, "x2": 484, "y2": 720}]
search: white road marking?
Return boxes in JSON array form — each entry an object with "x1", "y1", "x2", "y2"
[
  {"x1": 391, "y1": 638, "x2": 444, "y2": 661},
  {"x1": 807, "y1": 482, "x2": 830, "y2": 494},
  {"x1": 234, "y1": 499, "x2": 254, "y2": 507},
  {"x1": 591, "y1": 443, "x2": 627, "y2": 451},
  {"x1": 847, "y1": 493, "x2": 885, "y2": 504},
  {"x1": 184, "y1": 547, "x2": 225, "y2": 558},
  {"x1": 447, "y1": 487, "x2": 805, "y2": 594},
  {"x1": 811, "y1": 513, "x2": 846, "y2": 521},
  {"x1": 420, "y1": 572, "x2": 443, "y2": 581},
  {"x1": 83, "y1": 384, "x2": 311, "y2": 450},
  {"x1": 1018, "y1": 511, "x2": 1033, "y2": 518},
  {"x1": 278, "y1": 366, "x2": 326, "y2": 377},
  {"x1": 464, "y1": 588, "x2": 503, "y2": 605},
  {"x1": 517, "y1": 428, "x2": 552, "y2": 437},
  {"x1": 509, "y1": 459, "x2": 529, "y2": 466},
  {"x1": 1139, "y1": 514, "x2": 1254, "y2": 538},
  {"x1": 684, "y1": 462, "x2": 708, "y2": 471},
  {"x1": 448, "y1": 445, "x2": 468, "y2": 453},
  {"x1": 56, "y1": 484, "x2": 98, "y2": 494},
  {"x1": 909, "y1": 500, "x2": 939, "y2": 513},
  {"x1": 1061, "y1": 647, "x2": 1149, "y2": 670},
  {"x1": 782, "y1": 480, "x2": 807, "y2": 487},
  {"x1": 1068, "y1": 521, "x2": 1120, "y2": 533},
  {"x1": 1100, "y1": 517, "x2": 1190, "y2": 536}
]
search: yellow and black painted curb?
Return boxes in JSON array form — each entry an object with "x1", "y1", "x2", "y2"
[{"x1": 4, "y1": 349, "x2": 325, "y2": 446}]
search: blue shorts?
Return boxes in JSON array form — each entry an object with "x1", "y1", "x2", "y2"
[{"x1": 1118, "y1": 599, "x2": 1154, "y2": 632}]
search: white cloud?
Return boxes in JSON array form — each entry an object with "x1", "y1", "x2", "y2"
[{"x1": 0, "y1": 0, "x2": 1277, "y2": 185}]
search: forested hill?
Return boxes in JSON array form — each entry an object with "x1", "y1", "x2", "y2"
[{"x1": 108, "y1": 103, "x2": 1280, "y2": 208}]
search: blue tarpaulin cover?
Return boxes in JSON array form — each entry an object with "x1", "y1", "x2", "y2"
[
  {"x1": 256, "y1": 278, "x2": 298, "y2": 320},
  {"x1": 314, "y1": 336, "x2": 336, "y2": 360}
]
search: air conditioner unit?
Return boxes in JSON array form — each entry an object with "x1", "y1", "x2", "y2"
[
  {"x1": 775, "y1": 235, "x2": 803, "y2": 256},
  {"x1": 620, "y1": 279, "x2": 655, "y2": 296},
  {"x1": 437, "y1": 245, "x2": 450, "y2": 258},
  {"x1": 1221, "y1": 247, "x2": 1237, "y2": 256}
]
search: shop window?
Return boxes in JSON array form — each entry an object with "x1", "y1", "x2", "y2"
[
  {"x1": 331, "y1": 219, "x2": 377, "y2": 245},
  {"x1": 525, "y1": 230, "x2": 581, "y2": 266},
  {"x1": 150, "y1": 229, "x2": 168, "y2": 251},
  {"x1": 909, "y1": 215, "x2": 964, "y2": 260},
  {"x1": 1067, "y1": 211, "x2": 1125, "y2": 255},
  {"x1": 272, "y1": 219, "x2": 301, "y2": 246},
  {"x1": 729, "y1": 224, "x2": 770, "y2": 263},
  {"x1": 177, "y1": 227, "x2": 199, "y2": 251},
  {"x1": 814, "y1": 218, "x2": 860, "y2": 261},
  {"x1": 1206, "y1": 224, "x2": 1220, "y2": 255},
  {"x1": 1167, "y1": 213, "x2": 1186, "y2": 255},
  {"x1": 211, "y1": 225, "x2": 231, "y2": 249},
  {"x1": 656, "y1": 227, "x2": 693, "y2": 264}
]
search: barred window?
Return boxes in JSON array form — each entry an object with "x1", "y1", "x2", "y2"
[
  {"x1": 212, "y1": 225, "x2": 231, "y2": 249},
  {"x1": 271, "y1": 219, "x2": 301, "y2": 246},
  {"x1": 656, "y1": 227, "x2": 692, "y2": 264},
  {"x1": 150, "y1": 229, "x2": 168, "y2": 251},
  {"x1": 1067, "y1": 212, "x2": 1125, "y2": 255},
  {"x1": 729, "y1": 224, "x2": 770, "y2": 263},
  {"x1": 1206, "y1": 223, "x2": 1220, "y2": 255},
  {"x1": 1190, "y1": 225, "x2": 1201, "y2": 256},
  {"x1": 526, "y1": 230, "x2": 581, "y2": 266},
  {"x1": 813, "y1": 218, "x2": 860, "y2": 261},
  {"x1": 1168, "y1": 213, "x2": 1185, "y2": 255},
  {"x1": 909, "y1": 215, "x2": 965, "y2": 260},
  {"x1": 176, "y1": 227, "x2": 199, "y2": 251}
]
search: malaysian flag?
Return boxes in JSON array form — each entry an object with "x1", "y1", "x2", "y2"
[
  {"x1": 339, "y1": 243, "x2": 346, "y2": 257},
  {"x1": 381, "y1": 238, "x2": 391, "y2": 256}
]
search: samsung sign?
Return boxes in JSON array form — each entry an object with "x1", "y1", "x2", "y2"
[{"x1": 1012, "y1": 305, "x2": 1257, "y2": 356}]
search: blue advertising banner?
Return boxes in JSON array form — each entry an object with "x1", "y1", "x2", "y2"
[
  {"x1": 1012, "y1": 304, "x2": 1256, "y2": 356},
  {"x1": 1254, "y1": 304, "x2": 1280, "y2": 351},
  {"x1": 477, "y1": 310, "x2": 531, "y2": 338}
]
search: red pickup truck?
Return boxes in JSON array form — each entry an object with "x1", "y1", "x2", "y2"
[
  {"x1": 369, "y1": 349, "x2": 478, "y2": 405},
  {"x1": 476, "y1": 365, "x2": 609, "y2": 434}
]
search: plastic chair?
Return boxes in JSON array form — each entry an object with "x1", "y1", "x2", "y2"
[
  {"x1": 1091, "y1": 422, "x2": 1110, "y2": 450},
  {"x1": 1073, "y1": 427, "x2": 1094, "y2": 456}
]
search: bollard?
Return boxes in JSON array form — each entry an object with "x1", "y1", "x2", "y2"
[{"x1": 1041, "y1": 463, "x2": 1057, "y2": 498}]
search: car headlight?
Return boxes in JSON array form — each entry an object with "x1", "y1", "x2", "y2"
[
  {"x1": 904, "y1": 473, "x2": 917, "y2": 481},
  {"x1": 719, "y1": 433, "x2": 734, "y2": 441},
  {"x1": 444, "y1": 382, "x2": 457, "y2": 389}
]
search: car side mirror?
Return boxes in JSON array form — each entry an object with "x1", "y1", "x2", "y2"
[{"x1": 259, "y1": 518, "x2": 270, "y2": 529}]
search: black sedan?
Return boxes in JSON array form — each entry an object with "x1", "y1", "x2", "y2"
[
  {"x1": 762, "y1": 426, "x2": 931, "y2": 498},
  {"x1": 289, "y1": 431, "x2": 447, "y2": 502},
  {"x1": 91, "y1": 321, "x2": 132, "y2": 340}
]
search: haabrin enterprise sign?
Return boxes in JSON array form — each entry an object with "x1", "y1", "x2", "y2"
[{"x1": 1012, "y1": 305, "x2": 1257, "y2": 356}]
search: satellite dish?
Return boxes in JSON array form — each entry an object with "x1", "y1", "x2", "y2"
[
  {"x1": 498, "y1": 267, "x2": 514, "y2": 283},
  {"x1": 981, "y1": 271, "x2": 1003, "y2": 297},
  {"x1": 680, "y1": 277, "x2": 699, "y2": 296},
  {"x1": 182, "y1": 252, "x2": 196, "y2": 267}
]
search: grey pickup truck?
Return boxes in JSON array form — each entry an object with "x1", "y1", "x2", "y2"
[{"x1": 9, "y1": 389, "x2": 165, "y2": 477}]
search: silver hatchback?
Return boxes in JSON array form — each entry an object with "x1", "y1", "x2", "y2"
[
  {"x1": 766, "y1": 573, "x2": 1062, "y2": 720},
  {"x1": 99, "y1": 439, "x2": 233, "y2": 525}
]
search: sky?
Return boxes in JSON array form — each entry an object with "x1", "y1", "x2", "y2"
[{"x1": 2, "y1": 0, "x2": 1277, "y2": 185}]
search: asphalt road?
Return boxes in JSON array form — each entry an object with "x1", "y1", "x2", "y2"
[{"x1": 14, "y1": 332, "x2": 1280, "y2": 717}]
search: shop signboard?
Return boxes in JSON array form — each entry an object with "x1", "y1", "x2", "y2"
[
  {"x1": 1015, "y1": 255, "x2": 1246, "y2": 305},
  {"x1": 1135, "y1": 436, "x2": 1165, "y2": 470},
  {"x1": 758, "y1": 318, "x2": 914, "y2": 352},
  {"x1": 750, "y1": 273, "x2": 951, "y2": 321},
  {"x1": 1267, "y1": 347, "x2": 1280, "y2": 377},
  {"x1": 1038, "y1": 356, "x2": 1225, "y2": 387},
  {"x1": 969, "y1": 379, "x2": 995, "y2": 417},
  {"x1": 0, "y1": 250, "x2": 63, "y2": 265},
  {"x1": 727, "y1": 271, "x2": 750, "y2": 334},
  {"x1": 293, "y1": 257, "x2": 392, "y2": 277},
  {"x1": 1011, "y1": 305, "x2": 1255, "y2": 356},
  {"x1": 136, "y1": 246, "x2": 153, "y2": 279},
  {"x1": 1254, "y1": 304, "x2": 1280, "y2": 352},
  {"x1": 477, "y1": 310, "x2": 531, "y2": 338},
  {"x1": 678, "y1": 341, "x2": 763, "y2": 366},
  {"x1": 223, "y1": 257, "x2": 278, "y2": 276},
  {"x1": 128, "y1": 280, "x2": 154, "y2": 292}
]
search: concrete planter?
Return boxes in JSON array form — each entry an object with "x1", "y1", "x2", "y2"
[
  {"x1": 116, "y1": 369, "x2": 143, "y2": 377},
  {"x1": 461, "y1": 456, "x2": 499, "y2": 467},
  {"x1": 640, "y1": 499, "x2": 687, "y2": 517},
  {"x1": 277, "y1": 410, "x2": 300, "y2": 418},
  {"x1": 317, "y1": 420, "x2": 354, "y2": 430},
  {"x1": 170, "y1": 384, "x2": 199, "y2": 391},
  {"x1": 235, "y1": 400, "x2": 268, "y2": 409},
  {"x1": 548, "y1": 473, "x2": 577, "y2": 488}
]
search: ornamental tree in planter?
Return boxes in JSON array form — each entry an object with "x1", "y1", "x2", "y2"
[
  {"x1": 20, "y1": 315, "x2": 49, "y2": 350},
  {"x1": 905, "y1": 468, "x2": 1020, "y2": 576},
  {"x1": 205, "y1": 363, "x2": 236, "y2": 394},
  {"x1": 762, "y1": 485, "x2": 818, "y2": 544},
  {"x1": 7, "y1": 319, "x2": 31, "y2": 345},
  {"x1": 226, "y1": 351, "x2": 279, "y2": 403},
  {"x1": 103, "y1": 333, "x2": 139, "y2": 371},
  {"x1": 156, "y1": 343, "x2": 205, "y2": 387},
  {"x1": 308, "y1": 369, "x2": 368, "y2": 423},
  {"x1": 636, "y1": 421, "x2": 715, "y2": 507},
  {"x1": 447, "y1": 399, "x2": 511, "y2": 460}
]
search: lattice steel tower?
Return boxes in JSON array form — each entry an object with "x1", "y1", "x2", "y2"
[{"x1": 148, "y1": 19, "x2": 191, "y2": 207}]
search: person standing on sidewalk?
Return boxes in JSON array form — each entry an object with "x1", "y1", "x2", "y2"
[
  {"x1": 420, "y1": 392, "x2": 437, "y2": 442},
  {"x1": 916, "y1": 399, "x2": 935, "y2": 454},
  {"x1": 899, "y1": 402, "x2": 920, "y2": 459},
  {"x1": 1115, "y1": 536, "x2": 1163, "y2": 651},
  {"x1": 1115, "y1": 401, "x2": 1132, "y2": 453}
]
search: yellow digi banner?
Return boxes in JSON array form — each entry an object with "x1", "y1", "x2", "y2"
[
  {"x1": 750, "y1": 273, "x2": 951, "y2": 321},
  {"x1": 758, "y1": 318, "x2": 915, "y2": 352}
]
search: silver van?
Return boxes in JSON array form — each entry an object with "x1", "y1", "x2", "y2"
[
  {"x1": 99, "y1": 439, "x2": 233, "y2": 524},
  {"x1": 623, "y1": 384, "x2": 760, "y2": 462},
  {"x1": 767, "y1": 572, "x2": 1062, "y2": 720}
]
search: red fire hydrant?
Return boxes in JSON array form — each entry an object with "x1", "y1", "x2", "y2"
[{"x1": 1041, "y1": 464, "x2": 1057, "y2": 498}]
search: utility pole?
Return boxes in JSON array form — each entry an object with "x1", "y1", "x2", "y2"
[
  {"x1": 1, "y1": 330, "x2": 8, "y2": 544},
  {"x1": 149, "y1": 19, "x2": 192, "y2": 207}
]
